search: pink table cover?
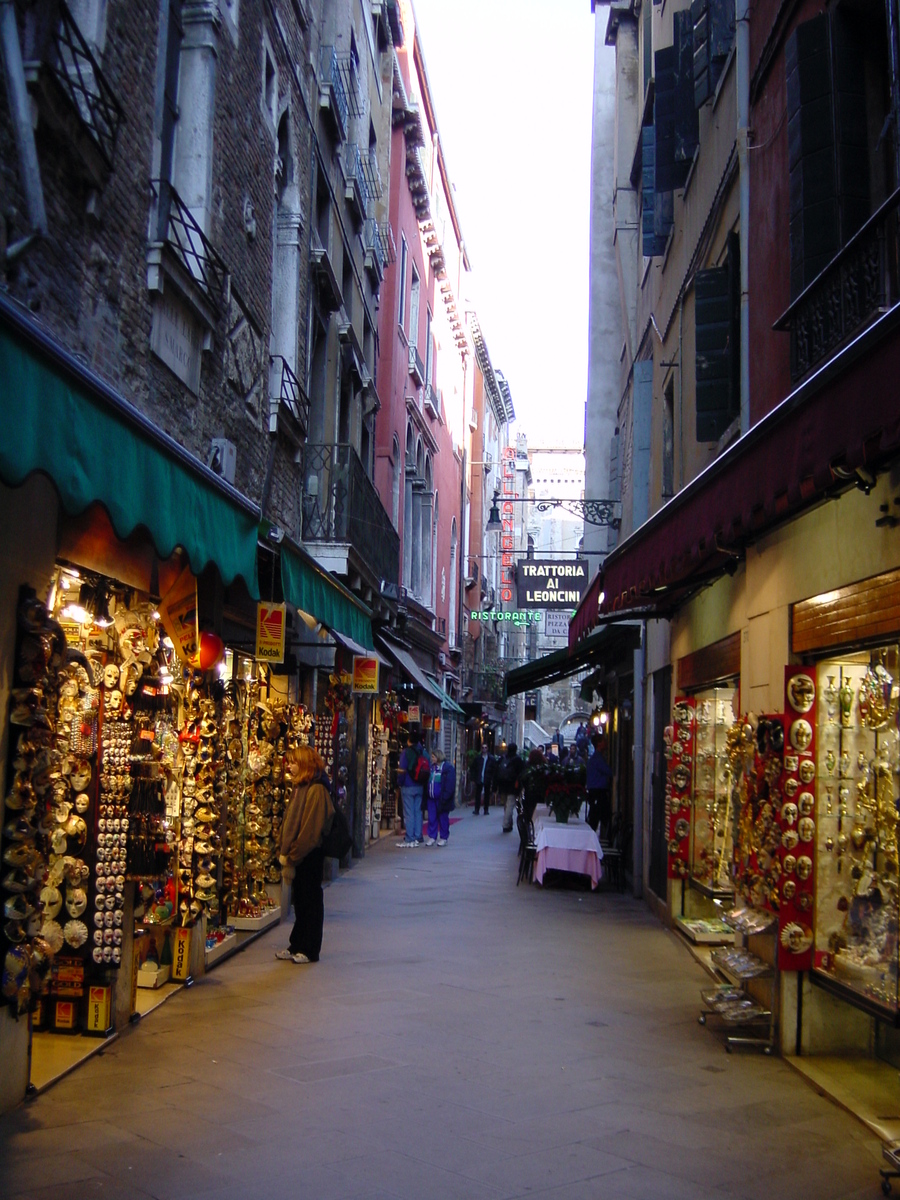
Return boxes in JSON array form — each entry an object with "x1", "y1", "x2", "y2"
[{"x1": 533, "y1": 815, "x2": 603, "y2": 889}]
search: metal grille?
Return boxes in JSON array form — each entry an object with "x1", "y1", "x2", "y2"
[
  {"x1": 150, "y1": 179, "x2": 228, "y2": 305},
  {"x1": 44, "y1": 1, "x2": 123, "y2": 167},
  {"x1": 299, "y1": 444, "x2": 400, "y2": 587},
  {"x1": 276, "y1": 357, "x2": 309, "y2": 437}
]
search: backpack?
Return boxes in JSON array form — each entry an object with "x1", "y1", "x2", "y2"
[
  {"x1": 321, "y1": 795, "x2": 353, "y2": 859},
  {"x1": 413, "y1": 754, "x2": 430, "y2": 785}
]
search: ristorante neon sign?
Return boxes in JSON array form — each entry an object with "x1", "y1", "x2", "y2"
[{"x1": 500, "y1": 446, "x2": 516, "y2": 603}]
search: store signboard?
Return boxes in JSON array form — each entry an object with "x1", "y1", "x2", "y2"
[
  {"x1": 159, "y1": 565, "x2": 199, "y2": 664},
  {"x1": 86, "y1": 986, "x2": 111, "y2": 1034},
  {"x1": 544, "y1": 610, "x2": 572, "y2": 638},
  {"x1": 408, "y1": 704, "x2": 421, "y2": 724},
  {"x1": 255, "y1": 603, "x2": 286, "y2": 663},
  {"x1": 352, "y1": 655, "x2": 379, "y2": 693},
  {"x1": 515, "y1": 559, "x2": 589, "y2": 610},
  {"x1": 422, "y1": 712, "x2": 433, "y2": 730},
  {"x1": 172, "y1": 928, "x2": 192, "y2": 980}
]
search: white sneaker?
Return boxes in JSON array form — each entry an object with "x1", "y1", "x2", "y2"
[
  {"x1": 423, "y1": 837, "x2": 436, "y2": 846},
  {"x1": 275, "y1": 949, "x2": 294, "y2": 961},
  {"x1": 436, "y1": 838, "x2": 447, "y2": 846},
  {"x1": 291, "y1": 953, "x2": 310, "y2": 964}
]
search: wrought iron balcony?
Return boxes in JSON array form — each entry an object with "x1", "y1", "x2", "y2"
[
  {"x1": 343, "y1": 144, "x2": 369, "y2": 218},
  {"x1": 362, "y1": 147, "x2": 383, "y2": 200},
  {"x1": 469, "y1": 669, "x2": 506, "y2": 706},
  {"x1": 408, "y1": 344, "x2": 425, "y2": 385},
  {"x1": 23, "y1": 0, "x2": 123, "y2": 184},
  {"x1": 300, "y1": 444, "x2": 400, "y2": 587},
  {"x1": 150, "y1": 179, "x2": 228, "y2": 308},
  {"x1": 363, "y1": 218, "x2": 385, "y2": 281},
  {"x1": 774, "y1": 186, "x2": 900, "y2": 382},
  {"x1": 274, "y1": 356, "x2": 309, "y2": 439},
  {"x1": 423, "y1": 384, "x2": 439, "y2": 418},
  {"x1": 318, "y1": 46, "x2": 349, "y2": 140}
]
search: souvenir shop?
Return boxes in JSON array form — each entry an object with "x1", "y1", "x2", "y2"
[{"x1": 0, "y1": 315, "x2": 374, "y2": 1112}]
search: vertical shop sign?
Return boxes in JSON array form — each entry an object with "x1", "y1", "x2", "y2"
[
  {"x1": 255, "y1": 603, "x2": 286, "y2": 663},
  {"x1": 159, "y1": 565, "x2": 199, "y2": 664},
  {"x1": 85, "y1": 986, "x2": 111, "y2": 1034},
  {"x1": 352, "y1": 655, "x2": 379, "y2": 693},
  {"x1": 172, "y1": 928, "x2": 192, "y2": 980},
  {"x1": 500, "y1": 446, "x2": 517, "y2": 602},
  {"x1": 408, "y1": 704, "x2": 421, "y2": 725}
]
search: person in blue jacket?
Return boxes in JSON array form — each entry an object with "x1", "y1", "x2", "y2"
[
  {"x1": 424, "y1": 750, "x2": 456, "y2": 845},
  {"x1": 585, "y1": 733, "x2": 612, "y2": 836}
]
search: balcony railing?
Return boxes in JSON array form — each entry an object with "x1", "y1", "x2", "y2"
[
  {"x1": 24, "y1": 0, "x2": 123, "y2": 178},
  {"x1": 363, "y1": 217, "x2": 385, "y2": 281},
  {"x1": 469, "y1": 669, "x2": 506, "y2": 705},
  {"x1": 300, "y1": 444, "x2": 400, "y2": 587},
  {"x1": 774, "y1": 186, "x2": 900, "y2": 382},
  {"x1": 150, "y1": 179, "x2": 228, "y2": 306},
  {"x1": 343, "y1": 144, "x2": 369, "y2": 217},
  {"x1": 275, "y1": 357, "x2": 309, "y2": 438},
  {"x1": 408, "y1": 344, "x2": 425, "y2": 385},
  {"x1": 361, "y1": 147, "x2": 383, "y2": 200},
  {"x1": 318, "y1": 46, "x2": 349, "y2": 140}
]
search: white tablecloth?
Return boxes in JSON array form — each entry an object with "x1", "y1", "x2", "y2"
[{"x1": 533, "y1": 813, "x2": 604, "y2": 888}]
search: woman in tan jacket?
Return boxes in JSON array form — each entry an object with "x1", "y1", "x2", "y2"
[{"x1": 276, "y1": 745, "x2": 333, "y2": 964}]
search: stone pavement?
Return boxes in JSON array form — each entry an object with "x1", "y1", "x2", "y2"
[{"x1": 0, "y1": 808, "x2": 886, "y2": 1200}]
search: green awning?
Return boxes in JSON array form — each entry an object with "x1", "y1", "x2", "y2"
[
  {"x1": 505, "y1": 621, "x2": 642, "y2": 698},
  {"x1": 280, "y1": 543, "x2": 373, "y2": 650},
  {"x1": 426, "y1": 674, "x2": 466, "y2": 717},
  {"x1": 0, "y1": 308, "x2": 259, "y2": 597}
]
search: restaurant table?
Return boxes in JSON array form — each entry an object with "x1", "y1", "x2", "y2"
[{"x1": 532, "y1": 810, "x2": 604, "y2": 888}]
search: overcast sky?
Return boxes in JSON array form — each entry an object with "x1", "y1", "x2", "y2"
[{"x1": 411, "y1": 0, "x2": 596, "y2": 450}]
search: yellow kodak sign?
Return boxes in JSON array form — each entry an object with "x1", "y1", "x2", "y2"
[
  {"x1": 352, "y1": 655, "x2": 379, "y2": 693},
  {"x1": 256, "y1": 603, "x2": 286, "y2": 663}
]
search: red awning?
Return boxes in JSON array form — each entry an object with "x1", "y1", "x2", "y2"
[
  {"x1": 568, "y1": 570, "x2": 603, "y2": 650},
  {"x1": 599, "y1": 306, "x2": 900, "y2": 619}
]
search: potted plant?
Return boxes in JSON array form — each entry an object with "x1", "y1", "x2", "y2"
[{"x1": 546, "y1": 761, "x2": 588, "y2": 823}]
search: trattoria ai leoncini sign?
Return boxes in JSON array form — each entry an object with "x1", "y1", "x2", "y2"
[{"x1": 515, "y1": 559, "x2": 589, "y2": 610}]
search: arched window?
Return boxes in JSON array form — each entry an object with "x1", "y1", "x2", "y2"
[
  {"x1": 391, "y1": 434, "x2": 401, "y2": 530},
  {"x1": 448, "y1": 517, "x2": 458, "y2": 648}
]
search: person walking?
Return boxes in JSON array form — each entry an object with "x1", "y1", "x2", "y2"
[
  {"x1": 276, "y1": 745, "x2": 333, "y2": 964},
  {"x1": 586, "y1": 733, "x2": 613, "y2": 837},
  {"x1": 496, "y1": 743, "x2": 524, "y2": 833},
  {"x1": 424, "y1": 749, "x2": 456, "y2": 845},
  {"x1": 471, "y1": 742, "x2": 495, "y2": 815},
  {"x1": 397, "y1": 731, "x2": 426, "y2": 846}
]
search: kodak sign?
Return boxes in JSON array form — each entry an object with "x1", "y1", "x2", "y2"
[{"x1": 255, "y1": 603, "x2": 286, "y2": 663}]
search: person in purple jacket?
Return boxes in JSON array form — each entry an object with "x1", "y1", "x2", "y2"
[{"x1": 424, "y1": 750, "x2": 456, "y2": 846}]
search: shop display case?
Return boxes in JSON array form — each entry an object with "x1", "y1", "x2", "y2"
[
  {"x1": 813, "y1": 650, "x2": 900, "y2": 1017},
  {"x1": 690, "y1": 688, "x2": 738, "y2": 898}
]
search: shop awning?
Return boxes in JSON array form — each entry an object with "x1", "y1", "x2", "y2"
[
  {"x1": 569, "y1": 570, "x2": 603, "y2": 649},
  {"x1": 426, "y1": 674, "x2": 467, "y2": 717},
  {"x1": 375, "y1": 633, "x2": 442, "y2": 704},
  {"x1": 280, "y1": 542, "x2": 373, "y2": 650},
  {"x1": 505, "y1": 621, "x2": 642, "y2": 697},
  {"x1": 0, "y1": 295, "x2": 260, "y2": 598},
  {"x1": 597, "y1": 304, "x2": 900, "y2": 621}
]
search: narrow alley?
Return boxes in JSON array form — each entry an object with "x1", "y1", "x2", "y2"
[{"x1": 0, "y1": 815, "x2": 883, "y2": 1200}]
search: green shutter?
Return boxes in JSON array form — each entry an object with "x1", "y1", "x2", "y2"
[
  {"x1": 692, "y1": 0, "x2": 710, "y2": 107},
  {"x1": 655, "y1": 45, "x2": 677, "y2": 191},
  {"x1": 693, "y1": 0, "x2": 734, "y2": 108},
  {"x1": 831, "y1": 9, "x2": 870, "y2": 245},
  {"x1": 695, "y1": 236, "x2": 739, "y2": 442},
  {"x1": 674, "y1": 10, "x2": 699, "y2": 170}
]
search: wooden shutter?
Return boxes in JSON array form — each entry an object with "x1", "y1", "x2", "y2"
[
  {"x1": 694, "y1": 234, "x2": 739, "y2": 442},
  {"x1": 693, "y1": 0, "x2": 734, "y2": 108},
  {"x1": 785, "y1": 15, "x2": 839, "y2": 297},
  {"x1": 655, "y1": 45, "x2": 677, "y2": 192},
  {"x1": 674, "y1": 9, "x2": 699, "y2": 171},
  {"x1": 642, "y1": 127, "x2": 669, "y2": 256}
]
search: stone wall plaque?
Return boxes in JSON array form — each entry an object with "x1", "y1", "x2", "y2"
[{"x1": 150, "y1": 291, "x2": 202, "y2": 394}]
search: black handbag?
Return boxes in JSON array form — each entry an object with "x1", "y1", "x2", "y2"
[{"x1": 321, "y1": 795, "x2": 353, "y2": 859}]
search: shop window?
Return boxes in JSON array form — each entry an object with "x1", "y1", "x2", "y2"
[
  {"x1": 785, "y1": 4, "x2": 889, "y2": 299},
  {"x1": 809, "y1": 648, "x2": 900, "y2": 1017},
  {"x1": 695, "y1": 230, "x2": 740, "y2": 442}
]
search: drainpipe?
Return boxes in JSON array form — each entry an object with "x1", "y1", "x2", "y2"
[
  {"x1": 736, "y1": 0, "x2": 750, "y2": 434},
  {"x1": 0, "y1": 0, "x2": 47, "y2": 242}
]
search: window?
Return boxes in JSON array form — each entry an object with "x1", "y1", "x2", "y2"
[
  {"x1": 641, "y1": 125, "x2": 672, "y2": 257},
  {"x1": 158, "y1": 0, "x2": 183, "y2": 194},
  {"x1": 391, "y1": 434, "x2": 401, "y2": 529},
  {"x1": 785, "y1": 6, "x2": 889, "y2": 298},
  {"x1": 695, "y1": 231, "x2": 740, "y2": 441},
  {"x1": 262, "y1": 34, "x2": 277, "y2": 129},
  {"x1": 655, "y1": 11, "x2": 699, "y2": 192},
  {"x1": 409, "y1": 265, "x2": 420, "y2": 346},
  {"x1": 425, "y1": 308, "x2": 433, "y2": 385},
  {"x1": 449, "y1": 517, "x2": 458, "y2": 647},
  {"x1": 398, "y1": 236, "x2": 408, "y2": 329}
]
